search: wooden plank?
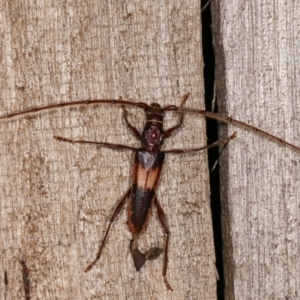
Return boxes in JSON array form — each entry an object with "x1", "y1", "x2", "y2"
[
  {"x1": 0, "y1": 1, "x2": 216, "y2": 299},
  {"x1": 212, "y1": 1, "x2": 300, "y2": 299}
]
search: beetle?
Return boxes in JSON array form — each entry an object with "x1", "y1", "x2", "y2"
[
  {"x1": 54, "y1": 94, "x2": 236, "y2": 290},
  {"x1": 1, "y1": 94, "x2": 300, "y2": 290}
]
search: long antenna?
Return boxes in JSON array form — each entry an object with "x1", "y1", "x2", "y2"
[
  {"x1": 0, "y1": 99, "x2": 149, "y2": 120},
  {"x1": 0, "y1": 99, "x2": 299, "y2": 153},
  {"x1": 163, "y1": 105, "x2": 300, "y2": 153}
]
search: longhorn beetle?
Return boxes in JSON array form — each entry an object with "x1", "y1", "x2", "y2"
[
  {"x1": 2, "y1": 94, "x2": 300, "y2": 290},
  {"x1": 55, "y1": 94, "x2": 235, "y2": 291}
]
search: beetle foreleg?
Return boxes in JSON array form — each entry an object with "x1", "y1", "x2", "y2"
[
  {"x1": 164, "y1": 93, "x2": 190, "y2": 139},
  {"x1": 122, "y1": 106, "x2": 142, "y2": 140},
  {"x1": 164, "y1": 113, "x2": 184, "y2": 139}
]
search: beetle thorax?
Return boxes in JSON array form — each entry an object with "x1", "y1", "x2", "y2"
[
  {"x1": 141, "y1": 103, "x2": 165, "y2": 152},
  {"x1": 142, "y1": 123, "x2": 164, "y2": 151}
]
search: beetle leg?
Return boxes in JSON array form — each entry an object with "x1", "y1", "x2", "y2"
[
  {"x1": 122, "y1": 106, "x2": 142, "y2": 140},
  {"x1": 164, "y1": 93, "x2": 190, "y2": 139},
  {"x1": 85, "y1": 187, "x2": 132, "y2": 272},
  {"x1": 54, "y1": 136, "x2": 137, "y2": 151},
  {"x1": 154, "y1": 196, "x2": 173, "y2": 291},
  {"x1": 164, "y1": 132, "x2": 236, "y2": 154}
]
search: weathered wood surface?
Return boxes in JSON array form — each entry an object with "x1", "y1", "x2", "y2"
[
  {"x1": 212, "y1": 1, "x2": 300, "y2": 299},
  {"x1": 0, "y1": 1, "x2": 215, "y2": 299}
]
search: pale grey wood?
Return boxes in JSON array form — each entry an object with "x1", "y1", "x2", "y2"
[
  {"x1": 0, "y1": 1, "x2": 216, "y2": 299},
  {"x1": 212, "y1": 1, "x2": 300, "y2": 299}
]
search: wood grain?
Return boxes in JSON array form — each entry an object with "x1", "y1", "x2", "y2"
[
  {"x1": 213, "y1": 1, "x2": 300, "y2": 299},
  {"x1": 0, "y1": 1, "x2": 215, "y2": 299}
]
